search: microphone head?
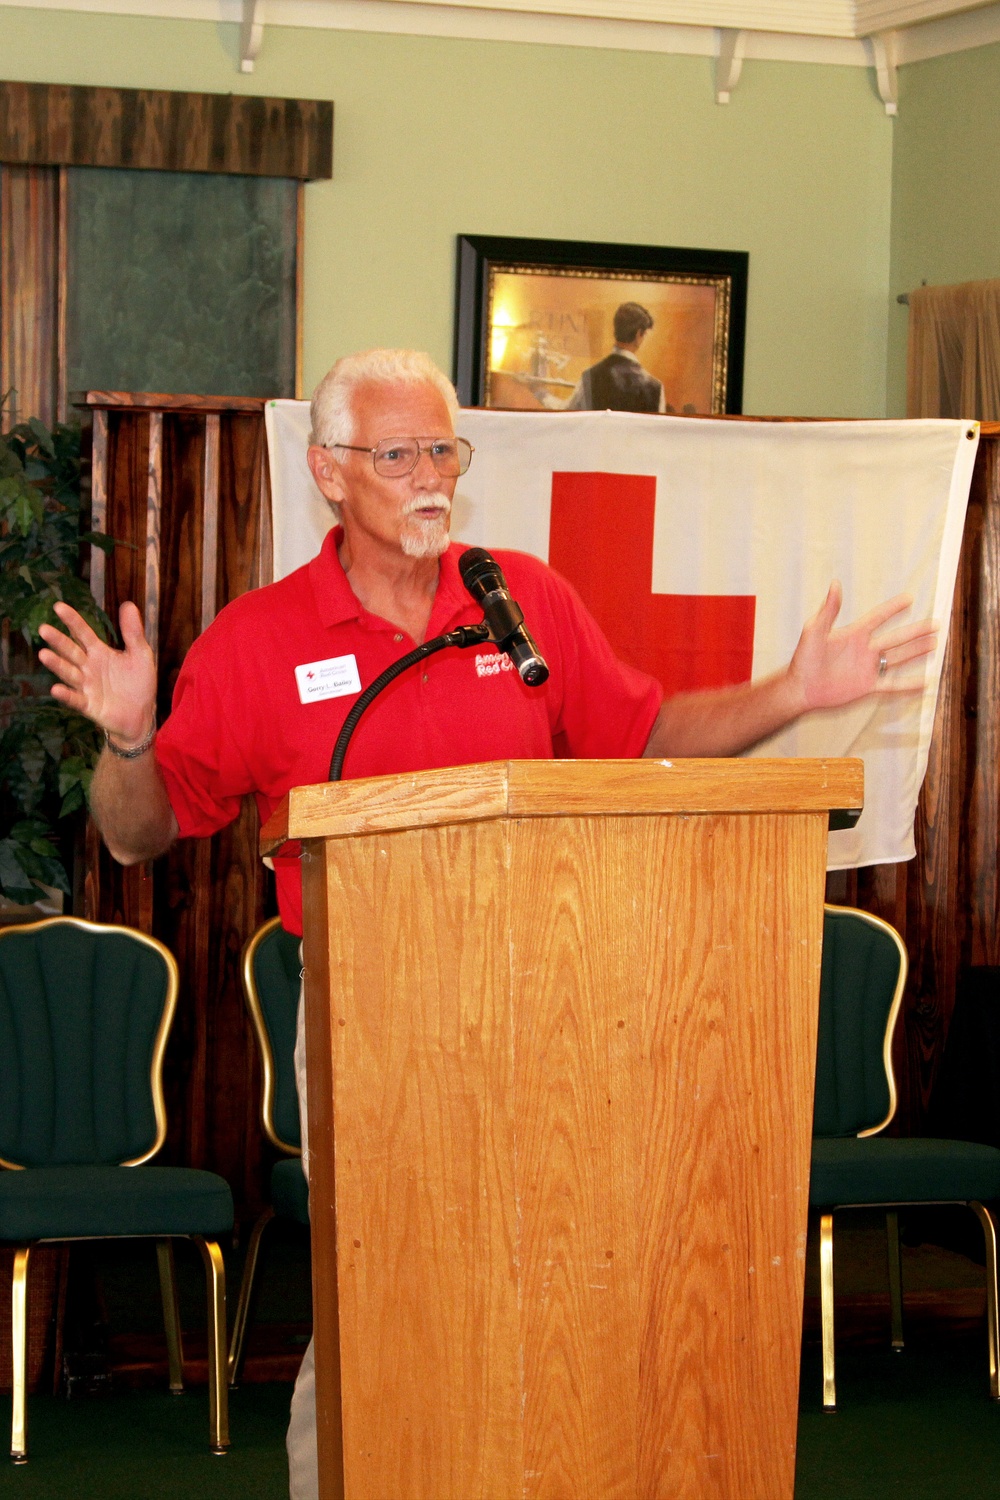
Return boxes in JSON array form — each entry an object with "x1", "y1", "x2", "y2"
[{"x1": 459, "y1": 547, "x2": 505, "y2": 602}]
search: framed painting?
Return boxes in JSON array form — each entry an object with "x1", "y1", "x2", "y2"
[{"x1": 454, "y1": 234, "x2": 748, "y2": 415}]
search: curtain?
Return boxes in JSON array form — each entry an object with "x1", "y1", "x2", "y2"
[{"x1": 907, "y1": 278, "x2": 1000, "y2": 419}]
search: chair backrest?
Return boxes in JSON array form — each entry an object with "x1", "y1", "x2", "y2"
[
  {"x1": 242, "y1": 917, "x2": 302, "y2": 1154},
  {"x1": 813, "y1": 904, "x2": 908, "y2": 1139},
  {"x1": 0, "y1": 917, "x2": 177, "y2": 1168}
]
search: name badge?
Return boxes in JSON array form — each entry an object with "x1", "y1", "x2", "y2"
[{"x1": 294, "y1": 654, "x2": 362, "y2": 704}]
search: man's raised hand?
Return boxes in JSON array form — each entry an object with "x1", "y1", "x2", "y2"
[
  {"x1": 787, "y1": 581, "x2": 939, "y2": 714},
  {"x1": 38, "y1": 601, "x2": 157, "y2": 747}
]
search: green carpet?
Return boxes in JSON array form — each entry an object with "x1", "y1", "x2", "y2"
[
  {"x1": 796, "y1": 1335, "x2": 1000, "y2": 1499},
  {"x1": 3, "y1": 1384, "x2": 292, "y2": 1499},
  {"x1": 4, "y1": 1217, "x2": 999, "y2": 1498},
  {"x1": 6, "y1": 1340, "x2": 1000, "y2": 1498}
]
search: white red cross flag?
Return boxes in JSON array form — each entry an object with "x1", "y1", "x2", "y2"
[{"x1": 265, "y1": 402, "x2": 977, "y2": 870}]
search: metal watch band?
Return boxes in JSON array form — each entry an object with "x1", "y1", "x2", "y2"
[{"x1": 103, "y1": 722, "x2": 156, "y2": 760}]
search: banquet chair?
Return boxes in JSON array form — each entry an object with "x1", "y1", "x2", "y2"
[
  {"x1": 227, "y1": 916, "x2": 309, "y2": 1386},
  {"x1": 0, "y1": 917, "x2": 233, "y2": 1461},
  {"x1": 810, "y1": 903, "x2": 1000, "y2": 1410}
]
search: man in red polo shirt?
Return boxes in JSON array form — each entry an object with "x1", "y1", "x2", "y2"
[{"x1": 38, "y1": 348, "x2": 936, "y2": 1499}]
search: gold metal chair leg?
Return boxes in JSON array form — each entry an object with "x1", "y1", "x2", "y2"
[
  {"x1": 886, "y1": 1210, "x2": 904, "y2": 1351},
  {"x1": 971, "y1": 1201, "x2": 1000, "y2": 1400},
  {"x1": 195, "y1": 1237, "x2": 230, "y2": 1454},
  {"x1": 10, "y1": 1246, "x2": 31, "y2": 1463},
  {"x1": 156, "y1": 1239, "x2": 185, "y2": 1394},
  {"x1": 820, "y1": 1212, "x2": 837, "y2": 1411},
  {"x1": 228, "y1": 1206, "x2": 276, "y2": 1388}
]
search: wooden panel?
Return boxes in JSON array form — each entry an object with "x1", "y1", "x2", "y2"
[
  {"x1": 78, "y1": 390, "x2": 268, "y2": 413},
  {"x1": 217, "y1": 412, "x2": 270, "y2": 605},
  {"x1": 201, "y1": 414, "x2": 220, "y2": 632},
  {"x1": 267, "y1": 757, "x2": 863, "y2": 849},
  {"x1": 84, "y1": 397, "x2": 272, "y2": 1216},
  {"x1": 323, "y1": 819, "x2": 526, "y2": 1499},
  {"x1": 312, "y1": 806, "x2": 828, "y2": 1500},
  {"x1": 301, "y1": 842, "x2": 345, "y2": 1499},
  {"x1": 965, "y1": 436, "x2": 1000, "y2": 964},
  {"x1": 0, "y1": 82, "x2": 333, "y2": 180},
  {"x1": 0, "y1": 163, "x2": 59, "y2": 427}
]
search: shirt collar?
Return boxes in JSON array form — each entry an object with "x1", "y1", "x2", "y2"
[{"x1": 308, "y1": 526, "x2": 472, "y2": 632}]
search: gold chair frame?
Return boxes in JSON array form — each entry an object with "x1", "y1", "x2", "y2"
[
  {"x1": 0, "y1": 917, "x2": 230, "y2": 1461},
  {"x1": 817, "y1": 904, "x2": 1000, "y2": 1410},
  {"x1": 227, "y1": 916, "x2": 303, "y2": 1386}
]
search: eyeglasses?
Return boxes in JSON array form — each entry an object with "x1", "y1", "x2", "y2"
[{"x1": 333, "y1": 436, "x2": 474, "y2": 479}]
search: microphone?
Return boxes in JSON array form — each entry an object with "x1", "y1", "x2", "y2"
[{"x1": 458, "y1": 548, "x2": 550, "y2": 687}]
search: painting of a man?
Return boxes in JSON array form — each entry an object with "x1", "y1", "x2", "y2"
[{"x1": 564, "y1": 302, "x2": 666, "y2": 413}]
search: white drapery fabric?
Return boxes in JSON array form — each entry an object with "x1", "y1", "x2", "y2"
[{"x1": 265, "y1": 403, "x2": 976, "y2": 871}]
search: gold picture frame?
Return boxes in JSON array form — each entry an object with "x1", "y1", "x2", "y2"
[{"x1": 454, "y1": 235, "x2": 748, "y2": 415}]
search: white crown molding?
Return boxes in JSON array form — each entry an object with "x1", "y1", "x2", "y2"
[
  {"x1": 1, "y1": 0, "x2": 998, "y2": 74},
  {"x1": 854, "y1": 0, "x2": 989, "y2": 32},
  {"x1": 894, "y1": 0, "x2": 1000, "y2": 57}
]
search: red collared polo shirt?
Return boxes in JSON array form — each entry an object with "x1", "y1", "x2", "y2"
[{"x1": 156, "y1": 529, "x2": 662, "y2": 934}]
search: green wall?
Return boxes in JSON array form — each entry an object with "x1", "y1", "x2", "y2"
[
  {"x1": 889, "y1": 42, "x2": 1000, "y2": 415},
  {"x1": 0, "y1": 7, "x2": 895, "y2": 416}
]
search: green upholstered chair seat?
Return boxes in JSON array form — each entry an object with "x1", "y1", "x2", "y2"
[
  {"x1": 0, "y1": 1165, "x2": 233, "y2": 1241},
  {"x1": 270, "y1": 1157, "x2": 309, "y2": 1226},
  {"x1": 251, "y1": 925, "x2": 302, "y2": 1152},
  {"x1": 811, "y1": 1135, "x2": 1000, "y2": 1207},
  {"x1": 228, "y1": 919, "x2": 308, "y2": 1386}
]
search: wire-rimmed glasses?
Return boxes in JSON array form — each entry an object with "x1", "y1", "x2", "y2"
[{"x1": 333, "y1": 436, "x2": 474, "y2": 478}]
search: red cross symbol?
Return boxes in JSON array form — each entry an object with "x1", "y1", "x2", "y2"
[{"x1": 549, "y1": 472, "x2": 756, "y2": 697}]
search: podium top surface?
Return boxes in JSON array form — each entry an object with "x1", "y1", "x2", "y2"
[{"x1": 260, "y1": 757, "x2": 863, "y2": 853}]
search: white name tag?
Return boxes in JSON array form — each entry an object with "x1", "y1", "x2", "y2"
[{"x1": 294, "y1": 654, "x2": 362, "y2": 704}]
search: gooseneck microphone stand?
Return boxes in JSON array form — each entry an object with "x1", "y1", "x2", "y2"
[{"x1": 328, "y1": 623, "x2": 491, "y2": 782}]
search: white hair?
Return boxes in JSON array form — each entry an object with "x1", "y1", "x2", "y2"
[{"x1": 310, "y1": 348, "x2": 460, "y2": 448}]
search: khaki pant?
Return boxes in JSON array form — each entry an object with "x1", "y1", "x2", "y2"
[{"x1": 288, "y1": 976, "x2": 318, "y2": 1500}]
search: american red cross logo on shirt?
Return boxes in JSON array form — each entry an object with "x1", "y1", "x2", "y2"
[{"x1": 548, "y1": 472, "x2": 756, "y2": 697}]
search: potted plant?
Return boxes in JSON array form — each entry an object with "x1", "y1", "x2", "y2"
[{"x1": 0, "y1": 412, "x2": 115, "y2": 909}]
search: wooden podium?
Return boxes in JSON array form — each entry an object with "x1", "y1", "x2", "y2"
[{"x1": 263, "y1": 756, "x2": 862, "y2": 1500}]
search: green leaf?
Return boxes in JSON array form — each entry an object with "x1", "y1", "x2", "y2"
[
  {"x1": 79, "y1": 531, "x2": 117, "y2": 555},
  {"x1": 27, "y1": 418, "x2": 56, "y2": 459},
  {"x1": 17, "y1": 737, "x2": 46, "y2": 785},
  {"x1": 58, "y1": 783, "x2": 84, "y2": 817},
  {"x1": 0, "y1": 838, "x2": 48, "y2": 903}
]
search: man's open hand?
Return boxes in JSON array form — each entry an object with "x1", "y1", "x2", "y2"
[
  {"x1": 788, "y1": 581, "x2": 938, "y2": 714},
  {"x1": 38, "y1": 601, "x2": 157, "y2": 746}
]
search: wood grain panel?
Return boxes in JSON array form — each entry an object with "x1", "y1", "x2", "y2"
[
  {"x1": 144, "y1": 411, "x2": 163, "y2": 663},
  {"x1": 633, "y1": 814, "x2": 826, "y2": 1499},
  {"x1": 77, "y1": 390, "x2": 268, "y2": 413},
  {"x1": 83, "y1": 396, "x2": 273, "y2": 1218},
  {"x1": 156, "y1": 413, "x2": 205, "y2": 711},
  {"x1": 0, "y1": 82, "x2": 333, "y2": 180},
  {"x1": 301, "y1": 842, "x2": 345, "y2": 1499},
  {"x1": 0, "y1": 163, "x2": 59, "y2": 427},
  {"x1": 324, "y1": 820, "x2": 521, "y2": 1499},
  {"x1": 307, "y1": 803, "x2": 829, "y2": 1500},
  {"x1": 510, "y1": 815, "x2": 641, "y2": 1500},
  {"x1": 88, "y1": 406, "x2": 108, "y2": 608},
  {"x1": 201, "y1": 414, "x2": 220, "y2": 632},
  {"x1": 967, "y1": 438, "x2": 1000, "y2": 965},
  {"x1": 268, "y1": 758, "x2": 863, "y2": 849},
  {"x1": 218, "y1": 412, "x2": 269, "y2": 605}
]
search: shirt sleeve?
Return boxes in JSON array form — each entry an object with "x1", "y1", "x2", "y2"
[{"x1": 154, "y1": 626, "x2": 259, "y2": 839}]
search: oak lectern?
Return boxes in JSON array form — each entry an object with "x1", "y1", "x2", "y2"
[{"x1": 262, "y1": 756, "x2": 863, "y2": 1500}]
